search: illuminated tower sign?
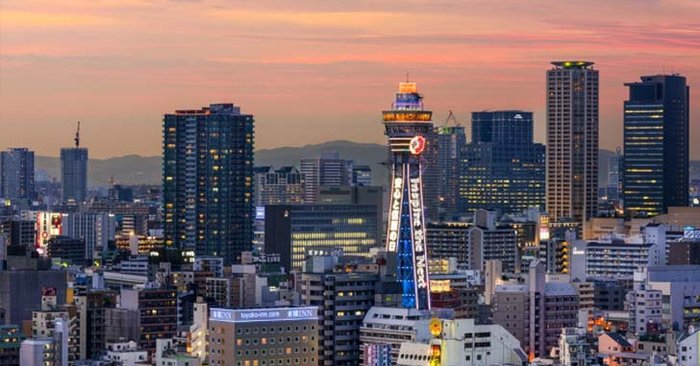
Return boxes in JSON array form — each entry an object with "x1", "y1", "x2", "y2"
[{"x1": 383, "y1": 81, "x2": 433, "y2": 310}]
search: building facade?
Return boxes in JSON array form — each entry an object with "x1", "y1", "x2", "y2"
[
  {"x1": 208, "y1": 307, "x2": 320, "y2": 366},
  {"x1": 492, "y1": 261, "x2": 579, "y2": 358},
  {"x1": 163, "y1": 103, "x2": 254, "y2": 264},
  {"x1": 623, "y1": 74, "x2": 689, "y2": 217},
  {"x1": 426, "y1": 222, "x2": 470, "y2": 264},
  {"x1": 299, "y1": 261, "x2": 378, "y2": 366},
  {"x1": 359, "y1": 306, "x2": 438, "y2": 366},
  {"x1": 254, "y1": 166, "x2": 304, "y2": 206},
  {"x1": 427, "y1": 125, "x2": 466, "y2": 221},
  {"x1": 546, "y1": 61, "x2": 599, "y2": 226},
  {"x1": 264, "y1": 204, "x2": 379, "y2": 271},
  {"x1": 300, "y1": 152, "x2": 352, "y2": 204},
  {"x1": 120, "y1": 288, "x2": 177, "y2": 354},
  {"x1": 60, "y1": 147, "x2": 88, "y2": 203},
  {"x1": 461, "y1": 111, "x2": 545, "y2": 215},
  {"x1": 0, "y1": 325, "x2": 24, "y2": 366},
  {"x1": 0, "y1": 148, "x2": 34, "y2": 200},
  {"x1": 396, "y1": 318, "x2": 527, "y2": 366},
  {"x1": 61, "y1": 212, "x2": 116, "y2": 261}
]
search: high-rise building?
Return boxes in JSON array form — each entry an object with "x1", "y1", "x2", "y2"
[
  {"x1": 60, "y1": 148, "x2": 88, "y2": 203},
  {"x1": 546, "y1": 61, "x2": 599, "y2": 226},
  {"x1": 163, "y1": 103, "x2": 254, "y2": 264},
  {"x1": 461, "y1": 110, "x2": 545, "y2": 215},
  {"x1": 623, "y1": 75, "x2": 690, "y2": 218},
  {"x1": 299, "y1": 258, "x2": 378, "y2": 366},
  {"x1": 382, "y1": 81, "x2": 433, "y2": 310},
  {"x1": 300, "y1": 152, "x2": 352, "y2": 204},
  {"x1": 432, "y1": 125, "x2": 466, "y2": 220},
  {"x1": 0, "y1": 148, "x2": 35, "y2": 200}
]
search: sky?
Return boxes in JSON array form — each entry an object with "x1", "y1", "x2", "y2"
[{"x1": 1, "y1": 0, "x2": 699, "y2": 159}]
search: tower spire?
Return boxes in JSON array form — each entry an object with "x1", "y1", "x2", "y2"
[{"x1": 74, "y1": 121, "x2": 81, "y2": 148}]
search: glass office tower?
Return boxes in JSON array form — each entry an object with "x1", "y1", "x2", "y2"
[
  {"x1": 623, "y1": 75, "x2": 689, "y2": 217},
  {"x1": 461, "y1": 111, "x2": 545, "y2": 215}
]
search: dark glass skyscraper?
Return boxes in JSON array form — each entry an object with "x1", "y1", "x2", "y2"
[
  {"x1": 429, "y1": 125, "x2": 466, "y2": 220},
  {"x1": 0, "y1": 148, "x2": 35, "y2": 200},
  {"x1": 623, "y1": 75, "x2": 689, "y2": 218},
  {"x1": 460, "y1": 111, "x2": 545, "y2": 215},
  {"x1": 163, "y1": 103, "x2": 254, "y2": 264},
  {"x1": 383, "y1": 81, "x2": 432, "y2": 310},
  {"x1": 61, "y1": 147, "x2": 88, "y2": 203}
]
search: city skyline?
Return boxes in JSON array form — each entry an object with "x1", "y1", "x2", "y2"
[{"x1": 2, "y1": 0, "x2": 699, "y2": 159}]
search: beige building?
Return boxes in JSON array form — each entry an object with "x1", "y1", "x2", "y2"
[
  {"x1": 492, "y1": 261, "x2": 579, "y2": 358},
  {"x1": 208, "y1": 307, "x2": 319, "y2": 366},
  {"x1": 546, "y1": 61, "x2": 599, "y2": 228}
]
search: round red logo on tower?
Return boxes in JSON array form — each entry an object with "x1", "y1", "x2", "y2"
[{"x1": 409, "y1": 135, "x2": 426, "y2": 155}]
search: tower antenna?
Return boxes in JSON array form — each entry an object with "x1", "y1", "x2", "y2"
[
  {"x1": 406, "y1": 72, "x2": 409, "y2": 82},
  {"x1": 74, "y1": 121, "x2": 80, "y2": 148}
]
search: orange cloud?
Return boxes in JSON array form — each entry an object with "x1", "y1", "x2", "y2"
[{"x1": 0, "y1": 10, "x2": 116, "y2": 27}]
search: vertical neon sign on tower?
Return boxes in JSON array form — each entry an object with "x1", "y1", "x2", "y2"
[{"x1": 383, "y1": 81, "x2": 432, "y2": 310}]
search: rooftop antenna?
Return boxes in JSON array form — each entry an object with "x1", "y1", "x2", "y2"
[
  {"x1": 406, "y1": 72, "x2": 410, "y2": 82},
  {"x1": 74, "y1": 120, "x2": 81, "y2": 148}
]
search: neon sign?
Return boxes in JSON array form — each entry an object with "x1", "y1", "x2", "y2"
[
  {"x1": 539, "y1": 215, "x2": 550, "y2": 242},
  {"x1": 409, "y1": 136, "x2": 426, "y2": 155},
  {"x1": 409, "y1": 177, "x2": 428, "y2": 290},
  {"x1": 386, "y1": 176, "x2": 403, "y2": 252}
]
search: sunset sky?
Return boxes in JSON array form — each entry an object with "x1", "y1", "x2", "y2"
[{"x1": 1, "y1": 0, "x2": 699, "y2": 158}]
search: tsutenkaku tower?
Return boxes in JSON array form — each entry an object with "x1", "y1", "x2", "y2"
[{"x1": 382, "y1": 81, "x2": 433, "y2": 310}]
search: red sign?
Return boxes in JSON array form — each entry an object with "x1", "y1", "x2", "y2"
[{"x1": 409, "y1": 135, "x2": 426, "y2": 155}]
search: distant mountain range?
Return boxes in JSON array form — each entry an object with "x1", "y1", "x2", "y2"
[{"x1": 35, "y1": 140, "x2": 700, "y2": 186}]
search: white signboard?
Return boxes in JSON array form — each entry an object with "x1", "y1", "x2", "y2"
[
  {"x1": 210, "y1": 307, "x2": 317, "y2": 323},
  {"x1": 386, "y1": 174, "x2": 403, "y2": 252},
  {"x1": 409, "y1": 176, "x2": 428, "y2": 290}
]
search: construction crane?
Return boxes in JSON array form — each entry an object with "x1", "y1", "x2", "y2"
[
  {"x1": 74, "y1": 121, "x2": 80, "y2": 148},
  {"x1": 444, "y1": 110, "x2": 460, "y2": 127}
]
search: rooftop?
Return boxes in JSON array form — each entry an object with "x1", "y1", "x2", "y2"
[
  {"x1": 551, "y1": 61, "x2": 595, "y2": 69},
  {"x1": 545, "y1": 282, "x2": 577, "y2": 297},
  {"x1": 603, "y1": 332, "x2": 633, "y2": 348}
]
